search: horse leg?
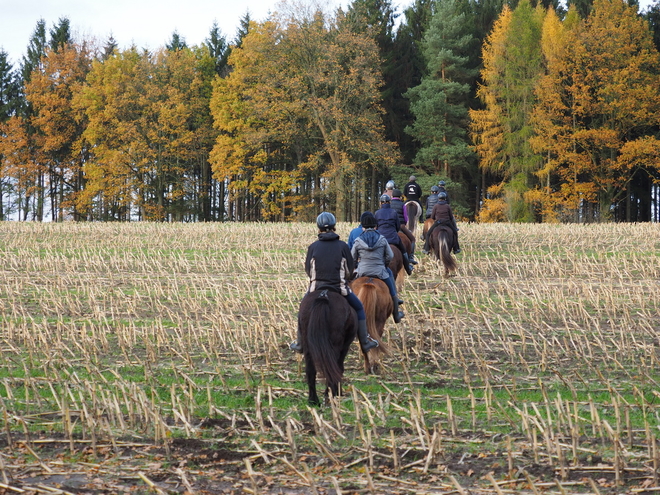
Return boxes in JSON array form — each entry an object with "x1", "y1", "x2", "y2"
[{"x1": 305, "y1": 353, "x2": 320, "y2": 406}]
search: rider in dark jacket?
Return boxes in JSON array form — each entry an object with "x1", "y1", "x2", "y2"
[
  {"x1": 424, "y1": 192, "x2": 461, "y2": 254},
  {"x1": 404, "y1": 175, "x2": 422, "y2": 205},
  {"x1": 351, "y1": 212, "x2": 404, "y2": 323},
  {"x1": 375, "y1": 195, "x2": 413, "y2": 275},
  {"x1": 290, "y1": 212, "x2": 378, "y2": 353},
  {"x1": 425, "y1": 185, "x2": 440, "y2": 218},
  {"x1": 437, "y1": 180, "x2": 450, "y2": 205},
  {"x1": 391, "y1": 189, "x2": 417, "y2": 265}
]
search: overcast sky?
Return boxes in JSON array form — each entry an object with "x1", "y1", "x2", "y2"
[{"x1": 0, "y1": 0, "x2": 655, "y2": 67}]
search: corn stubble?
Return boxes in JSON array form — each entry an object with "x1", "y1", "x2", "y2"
[{"x1": 0, "y1": 221, "x2": 659, "y2": 493}]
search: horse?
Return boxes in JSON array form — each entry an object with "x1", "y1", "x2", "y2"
[
  {"x1": 389, "y1": 232, "x2": 412, "y2": 292},
  {"x1": 298, "y1": 289, "x2": 357, "y2": 406},
  {"x1": 405, "y1": 201, "x2": 422, "y2": 240},
  {"x1": 428, "y1": 225, "x2": 458, "y2": 277},
  {"x1": 422, "y1": 218, "x2": 434, "y2": 242},
  {"x1": 351, "y1": 277, "x2": 391, "y2": 374}
]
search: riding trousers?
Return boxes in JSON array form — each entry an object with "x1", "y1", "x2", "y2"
[
  {"x1": 383, "y1": 268, "x2": 397, "y2": 298},
  {"x1": 346, "y1": 292, "x2": 366, "y2": 321}
]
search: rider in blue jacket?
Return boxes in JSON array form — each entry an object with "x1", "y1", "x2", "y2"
[{"x1": 375, "y1": 195, "x2": 413, "y2": 276}]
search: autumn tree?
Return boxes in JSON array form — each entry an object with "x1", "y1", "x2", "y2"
[
  {"x1": 470, "y1": 0, "x2": 545, "y2": 221},
  {"x1": 530, "y1": 0, "x2": 660, "y2": 221},
  {"x1": 25, "y1": 42, "x2": 93, "y2": 221},
  {"x1": 211, "y1": 7, "x2": 398, "y2": 221}
]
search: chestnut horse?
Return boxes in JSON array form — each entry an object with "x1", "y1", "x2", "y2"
[
  {"x1": 298, "y1": 289, "x2": 357, "y2": 406},
  {"x1": 351, "y1": 277, "x2": 391, "y2": 374}
]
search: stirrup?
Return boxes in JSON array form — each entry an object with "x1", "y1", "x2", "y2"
[
  {"x1": 289, "y1": 341, "x2": 303, "y2": 353},
  {"x1": 361, "y1": 337, "x2": 379, "y2": 352}
]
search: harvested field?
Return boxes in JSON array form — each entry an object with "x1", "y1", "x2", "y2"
[{"x1": 0, "y1": 221, "x2": 659, "y2": 494}]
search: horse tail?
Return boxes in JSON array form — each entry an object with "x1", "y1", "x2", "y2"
[
  {"x1": 406, "y1": 202, "x2": 416, "y2": 232},
  {"x1": 306, "y1": 295, "x2": 343, "y2": 387},
  {"x1": 438, "y1": 230, "x2": 458, "y2": 275},
  {"x1": 357, "y1": 282, "x2": 379, "y2": 341}
]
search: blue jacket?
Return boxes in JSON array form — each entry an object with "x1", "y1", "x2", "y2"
[{"x1": 374, "y1": 204, "x2": 401, "y2": 245}]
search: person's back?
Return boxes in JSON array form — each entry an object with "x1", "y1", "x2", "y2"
[
  {"x1": 353, "y1": 229, "x2": 392, "y2": 280},
  {"x1": 291, "y1": 212, "x2": 378, "y2": 353},
  {"x1": 425, "y1": 192, "x2": 461, "y2": 254},
  {"x1": 404, "y1": 175, "x2": 422, "y2": 203},
  {"x1": 374, "y1": 201, "x2": 400, "y2": 245},
  {"x1": 425, "y1": 186, "x2": 440, "y2": 218},
  {"x1": 351, "y1": 211, "x2": 404, "y2": 323},
  {"x1": 431, "y1": 201, "x2": 454, "y2": 224},
  {"x1": 390, "y1": 189, "x2": 405, "y2": 226},
  {"x1": 305, "y1": 227, "x2": 352, "y2": 296}
]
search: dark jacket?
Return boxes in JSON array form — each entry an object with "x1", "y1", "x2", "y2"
[
  {"x1": 374, "y1": 204, "x2": 401, "y2": 245},
  {"x1": 390, "y1": 197, "x2": 405, "y2": 226},
  {"x1": 305, "y1": 232, "x2": 353, "y2": 296},
  {"x1": 425, "y1": 193, "x2": 439, "y2": 217},
  {"x1": 404, "y1": 181, "x2": 422, "y2": 202},
  {"x1": 430, "y1": 201, "x2": 457, "y2": 229}
]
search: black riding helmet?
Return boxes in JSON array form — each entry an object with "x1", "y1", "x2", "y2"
[
  {"x1": 380, "y1": 194, "x2": 391, "y2": 203},
  {"x1": 431, "y1": 185, "x2": 439, "y2": 193},
  {"x1": 360, "y1": 211, "x2": 377, "y2": 229},
  {"x1": 438, "y1": 191, "x2": 447, "y2": 200},
  {"x1": 316, "y1": 212, "x2": 336, "y2": 231}
]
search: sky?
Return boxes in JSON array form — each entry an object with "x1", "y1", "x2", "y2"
[{"x1": 0, "y1": 0, "x2": 656, "y2": 67}]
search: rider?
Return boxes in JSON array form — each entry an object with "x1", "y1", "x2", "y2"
[
  {"x1": 404, "y1": 175, "x2": 423, "y2": 219},
  {"x1": 375, "y1": 195, "x2": 414, "y2": 275},
  {"x1": 289, "y1": 212, "x2": 379, "y2": 354},
  {"x1": 424, "y1": 191, "x2": 461, "y2": 254},
  {"x1": 437, "y1": 180, "x2": 450, "y2": 205},
  {"x1": 383, "y1": 180, "x2": 396, "y2": 199},
  {"x1": 391, "y1": 188, "x2": 417, "y2": 265},
  {"x1": 425, "y1": 185, "x2": 440, "y2": 219},
  {"x1": 351, "y1": 211, "x2": 405, "y2": 323}
]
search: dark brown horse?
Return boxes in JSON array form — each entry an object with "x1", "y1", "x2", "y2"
[
  {"x1": 428, "y1": 225, "x2": 458, "y2": 277},
  {"x1": 351, "y1": 277, "x2": 391, "y2": 374},
  {"x1": 298, "y1": 289, "x2": 357, "y2": 406},
  {"x1": 388, "y1": 234, "x2": 411, "y2": 292}
]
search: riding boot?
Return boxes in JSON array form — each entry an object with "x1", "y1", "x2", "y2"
[
  {"x1": 403, "y1": 253, "x2": 413, "y2": 275},
  {"x1": 453, "y1": 238, "x2": 462, "y2": 254},
  {"x1": 289, "y1": 326, "x2": 303, "y2": 353},
  {"x1": 392, "y1": 297, "x2": 404, "y2": 323},
  {"x1": 357, "y1": 319, "x2": 379, "y2": 352},
  {"x1": 410, "y1": 242, "x2": 418, "y2": 264}
]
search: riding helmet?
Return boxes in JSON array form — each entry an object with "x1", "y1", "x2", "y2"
[
  {"x1": 438, "y1": 180, "x2": 446, "y2": 187},
  {"x1": 385, "y1": 180, "x2": 395, "y2": 190},
  {"x1": 380, "y1": 194, "x2": 391, "y2": 203},
  {"x1": 316, "y1": 212, "x2": 336, "y2": 230},
  {"x1": 360, "y1": 211, "x2": 377, "y2": 229},
  {"x1": 431, "y1": 185, "x2": 439, "y2": 193},
  {"x1": 438, "y1": 191, "x2": 447, "y2": 200},
  {"x1": 393, "y1": 189, "x2": 402, "y2": 198}
]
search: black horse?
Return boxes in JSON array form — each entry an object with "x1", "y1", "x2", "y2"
[
  {"x1": 298, "y1": 289, "x2": 357, "y2": 406},
  {"x1": 428, "y1": 225, "x2": 458, "y2": 277}
]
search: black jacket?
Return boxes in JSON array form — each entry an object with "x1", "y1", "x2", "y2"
[
  {"x1": 404, "y1": 181, "x2": 422, "y2": 202},
  {"x1": 305, "y1": 232, "x2": 353, "y2": 296}
]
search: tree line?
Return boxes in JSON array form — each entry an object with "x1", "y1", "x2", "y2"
[{"x1": 1, "y1": 0, "x2": 659, "y2": 223}]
